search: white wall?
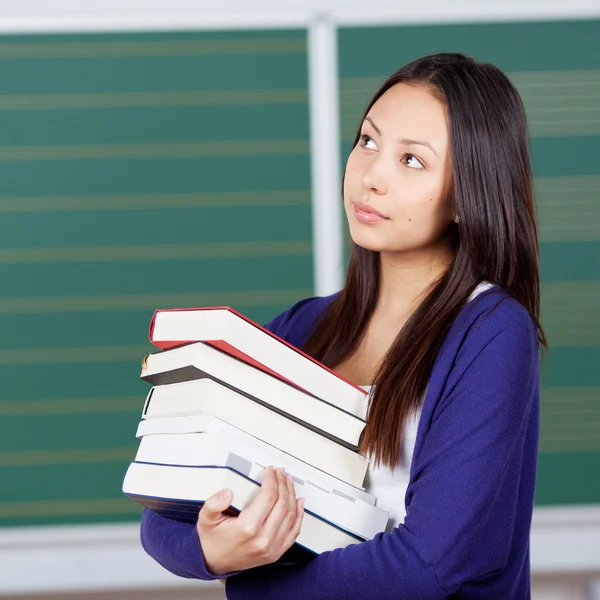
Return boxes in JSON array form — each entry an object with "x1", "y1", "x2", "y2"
[
  {"x1": 1, "y1": 506, "x2": 599, "y2": 596},
  {"x1": 0, "y1": 0, "x2": 599, "y2": 32}
]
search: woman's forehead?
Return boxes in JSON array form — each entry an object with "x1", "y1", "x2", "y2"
[{"x1": 367, "y1": 83, "x2": 449, "y2": 153}]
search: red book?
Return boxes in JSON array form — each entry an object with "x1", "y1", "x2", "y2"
[{"x1": 149, "y1": 306, "x2": 367, "y2": 417}]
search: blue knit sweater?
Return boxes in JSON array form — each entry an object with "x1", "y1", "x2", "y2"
[{"x1": 140, "y1": 287, "x2": 540, "y2": 599}]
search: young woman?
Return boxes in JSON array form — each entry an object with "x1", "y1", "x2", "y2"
[{"x1": 140, "y1": 52, "x2": 547, "y2": 599}]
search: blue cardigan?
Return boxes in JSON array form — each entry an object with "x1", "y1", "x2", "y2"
[{"x1": 140, "y1": 288, "x2": 540, "y2": 599}]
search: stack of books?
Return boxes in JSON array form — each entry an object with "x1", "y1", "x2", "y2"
[{"x1": 122, "y1": 306, "x2": 389, "y2": 558}]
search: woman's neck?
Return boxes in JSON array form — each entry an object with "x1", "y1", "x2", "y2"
[{"x1": 375, "y1": 246, "x2": 454, "y2": 324}]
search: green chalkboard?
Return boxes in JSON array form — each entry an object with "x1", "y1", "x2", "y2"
[
  {"x1": 0, "y1": 29, "x2": 312, "y2": 527},
  {"x1": 2, "y1": 18, "x2": 598, "y2": 530},
  {"x1": 339, "y1": 19, "x2": 600, "y2": 506}
]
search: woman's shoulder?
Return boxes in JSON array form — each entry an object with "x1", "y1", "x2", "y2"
[
  {"x1": 263, "y1": 292, "x2": 339, "y2": 346},
  {"x1": 425, "y1": 286, "x2": 540, "y2": 423},
  {"x1": 451, "y1": 285, "x2": 539, "y2": 361},
  {"x1": 464, "y1": 285, "x2": 534, "y2": 328}
]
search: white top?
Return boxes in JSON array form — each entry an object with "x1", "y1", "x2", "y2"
[{"x1": 361, "y1": 281, "x2": 494, "y2": 532}]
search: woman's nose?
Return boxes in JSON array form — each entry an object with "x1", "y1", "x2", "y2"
[{"x1": 360, "y1": 159, "x2": 388, "y2": 195}]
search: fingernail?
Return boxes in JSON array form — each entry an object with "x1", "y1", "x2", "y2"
[{"x1": 218, "y1": 488, "x2": 232, "y2": 501}]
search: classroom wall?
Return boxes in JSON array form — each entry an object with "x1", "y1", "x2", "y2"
[{"x1": 0, "y1": 1, "x2": 598, "y2": 598}]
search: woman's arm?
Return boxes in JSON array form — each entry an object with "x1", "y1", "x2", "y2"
[
  {"x1": 140, "y1": 467, "x2": 303, "y2": 580},
  {"x1": 141, "y1": 506, "x2": 217, "y2": 579},
  {"x1": 225, "y1": 305, "x2": 540, "y2": 599}
]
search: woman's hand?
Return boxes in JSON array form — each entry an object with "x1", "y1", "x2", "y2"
[{"x1": 197, "y1": 466, "x2": 304, "y2": 576}]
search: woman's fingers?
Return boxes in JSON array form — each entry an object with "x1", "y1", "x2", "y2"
[
  {"x1": 237, "y1": 466, "x2": 279, "y2": 529},
  {"x1": 278, "y1": 474, "x2": 299, "y2": 537},
  {"x1": 262, "y1": 469, "x2": 297, "y2": 545},
  {"x1": 198, "y1": 488, "x2": 233, "y2": 528},
  {"x1": 232, "y1": 466, "x2": 302, "y2": 562},
  {"x1": 281, "y1": 497, "x2": 304, "y2": 551},
  {"x1": 196, "y1": 466, "x2": 304, "y2": 574}
]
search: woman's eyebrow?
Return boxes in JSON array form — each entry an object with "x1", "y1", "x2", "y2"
[
  {"x1": 365, "y1": 116, "x2": 382, "y2": 136},
  {"x1": 400, "y1": 138, "x2": 438, "y2": 156},
  {"x1": 364, "y1": 115, "x2": 438, "y2": 156}
]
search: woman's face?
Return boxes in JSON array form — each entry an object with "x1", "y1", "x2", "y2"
[{"x1": 343, "y1": 83, "x2": 455, "y2": 255}]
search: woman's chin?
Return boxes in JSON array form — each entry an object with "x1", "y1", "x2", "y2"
[{"x1": 347, "y1": 231, "x2": 389, "y2": 253}]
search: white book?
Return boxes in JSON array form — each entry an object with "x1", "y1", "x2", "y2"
[
  {"x1": 123, "y1": 462, "x2": 364, "y2": 555},
  {"x1": 149, "y1": 306, "x2": 366, "y2": 414},
  {"x1": 140, "y1": 409, "x2": 374, "y2": 503},
  {"x1": 135, "y1": 431, "x2": 389, "y2": 539},
  {"x1": 138, "y1": 380, "x2": 369, "y2": 488},
  {"x1": 140, "y1": 340, "x2": 365, "y2": 449}
]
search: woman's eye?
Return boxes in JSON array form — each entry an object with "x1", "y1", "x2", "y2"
[
  {"x1": 401, "y1": 153, "x2": 424, "y2": 169},
  {"x1": 359, "y1": 134, "x2": 377, "y2": 150}
]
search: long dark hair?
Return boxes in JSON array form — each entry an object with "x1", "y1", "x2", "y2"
[{"x1": 303, "y1": 53, "x2": 548, "y2": 468}]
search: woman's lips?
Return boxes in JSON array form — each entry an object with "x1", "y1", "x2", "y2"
[{"x1": 353, "y1": 202, "x2": 389, "y2": 224}]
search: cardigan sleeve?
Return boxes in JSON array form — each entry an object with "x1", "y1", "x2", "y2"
[
  {"x1": 140, "y1": 506, "x2": 221, "y2": 580},
  {"x1": 225, "y1": 304, "x2": 540, "y2": 599}
]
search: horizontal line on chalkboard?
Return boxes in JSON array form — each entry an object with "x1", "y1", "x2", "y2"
[
  {"x1": 338, "y1": 70, "x2": 600, "y2": 92},
  {"x1": 540, "y1": 224, "x2": 600, "y2": 243},
  {"x1": 0, "y1": 288, "x2": 312, "y2": 315},
  {"x1": 540, "y1": 426, "x2": 600, "y2": 435},
  {"x1": 540, "y1": 430, "x2": 600, "y2": 439},
  {"x1": 540, "y1": 390, "x2": 600, "y2": 453},
  {"x1": 536, "y1": 175, "x2": 600, "y2": 191},
  {"x1": 539, "y1": 428, "x2": 600, "y2": 451},
  {"x1": 339, "y1": 71, "x2": 600, "y2": 140},
  {"x1": 0, "y1": 447, "x2": 135, "y2": 467},
  {"x1": 529, "y1": 106, "x2": 600, "y2": 114},
  {"x1": 541, "y1": 282, "x2": 600, "y2": 347},
  {"x1": 0, "y1": 289, "x2": 310, "y2": 314},
  {"x1": 0, "y1": 88, "x2": 308, "y2": 111},
  {"x1": 0, "y1": 344, "x2": 149, "y2": 365},
  {"x1": 532, "y1": 176, "x2": 600, "y2": 243},
  {"x1": 542, "y1": 332, "x2": 600, "y2": 348},
  {"x1": 508, "y1": 70, "x2": 600, "y2": 86},
  {"x1": 340, "y1": 116, "x2": 600, "y2": 140},
  {"x1": 526, "y1": 121, "x2": 600, "y2": 137},
  {"x1": 0, "y1": 38, "x2": 306, "y2": 60},
  {"x1": 340, "y1": 123, "x2": 600, "y2": 141},
  {"x1": 541, "y1": 386, "x2": 600, "y2": 405},
  {"x1": 0, "y1": 139, "x2": 309, "y2": 162},
  {"x1": 541, "y1": 424, "x2": 600, "y2": 434},
  {"x1": 0, "y1": 396, "x2": 142, "y2": 416},
  {"x1": 0, "y1": 190, "x2": 311, "y2": 213},
  {"x1": 0, "y1": 239, "x2": 312, "y2": 264},
  {"x1": 539, "y1": 383, "x2": 600, "y2": 452},
  {"x1": 539, "y1": 441, "x2": 600, "y2": 453},
  {"x1": 0, "y1": 498, "x2": 138, "y2": 519},
  {"x1": 341, "y1": 100, "x2": 600, "y2": 110},
  {"x1": 543, "y1": 404, "x2": 600, "y2": 415}
]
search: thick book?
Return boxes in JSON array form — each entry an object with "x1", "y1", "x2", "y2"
[
  {"x1": 123, "y1": 461, "x2": 364, "y2": 555},
  {"x1": 140, "y1": 407, "x2": 374, "y2": 503},
  {"x1": 135, "y1": 430, "x2": 389, "y2": 539},
  {"x1": 140, "y1": 341, "x2": 365, "y2": 450},
  {"x1": 137, "y1": 381, "x2": 369, "y2": 488},
  {"x1": 149, "y1": 306, "x2": 366, "y2": 415}
]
